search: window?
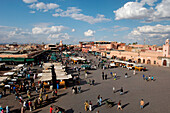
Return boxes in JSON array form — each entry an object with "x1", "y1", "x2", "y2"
[{"x1": 154, "y1": 60, "x2": 156, "y2": 64}]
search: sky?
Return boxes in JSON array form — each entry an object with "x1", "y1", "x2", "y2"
[{"x1": 1, "y1": 0, "x2": 170, "y2": 45}]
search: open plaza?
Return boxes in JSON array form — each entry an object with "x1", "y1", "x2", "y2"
[{"x1": 0, "y1": 50, "x2": 170, "y2": 113}]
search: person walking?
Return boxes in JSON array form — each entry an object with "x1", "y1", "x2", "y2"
[
  {"x1": 99, "y1": 97, "x2": 102, "y2": 106},
  {"x1": 6, "y1": 106, "x2": 9, "y2": 113},
  {"x1": 140, "y1": 99, "x2": 145, "y2": 109},
  {"x1": 105, "y1": 74, "x2": 107, "y2": 80},
  {"x1": 45, "y1": 94, "x2": 48, "y2": 101},
  {"x1": 78, "y1": 86, "x2": 81, "y2": 93},
  {"x1": 85, "y1": 70, "x2": 88, "y2": 79},
  {"x1": 114, "y1": 73, "x2": 117, "y2": 80},
  {"x1": 113, "y1": 86, "x2": 116, "y2": 93},
  {"x1": 120, "y1": 87, "x2": 123, "y2": 95},
  {"x1": 97, "y1": 95, "x2": 100, "y2": 106},
  {"x1": 89, "y1": 100, "x2": 92, "y2": 111},
  {"x1": 92, "y1": 79, "x2": 95, "y2": 86},
  {"x1": 50, "y1": 105, "x2": 53, "y2": 113},
  {"x1": 28, "y1": 101, "x2": 32, "y2": 111},
  {"x1": 143, "y1": 74, "x2": 145, "y2": 80},
  {"x1": 125, "y1": 73, "x2": 128, "y2": 78},
  {"x1": 102, "y1": 72, "x2": 104, "y2": 80},
  {"x1": 133, "y1": 70, "x2": 136, "y2": 75},
  {"x1": 84, "y1": 100, "x2": 89, "y2": 111},
  {"x1": 117, "y1": 100, "x2": 123, "y2": 110},
  {"x1": 110, "y1": 72, "x2": 113, "y2": 77},
  {"x1": 21, "y1": 106, "x2": 25, "y2": 113}
]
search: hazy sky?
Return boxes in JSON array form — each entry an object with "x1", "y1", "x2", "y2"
[{"x1": 0, "y1": 0, "x2": 170, "y2": 45}]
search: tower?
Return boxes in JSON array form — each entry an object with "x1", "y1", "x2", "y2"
[{"x1": 163, "y1": 39, "x2": 170, "y2": 57}]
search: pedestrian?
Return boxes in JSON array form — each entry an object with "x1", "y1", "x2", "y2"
[
  {"x1": 52, "y1": 90, "x2": 55, "y2": 97},
  {"x1": 23, "y1": 100, "x2": 26, "y2": 108},
  {"x1": 33, "y1": 98, "x2": 37, "y2": 110},
  {"x1": 92, "y1": 79, "x2": 95, "y2": 86},
  {"x1": 85, "y1": 72, "x2": 88, "y2": 79},
  {"x1": 133, "y1": 70, "x2": 136, "y2": 75},
  {"x1": 96, "y1": 111, "x2": 99, "y2": 113},
  {"x1": 140, "y1": 99, "x2": 145, "y2": 109},
  {"x1": 78, "y1": 86, "x2": 81, "y2": 93},
  {"x1": 6, "y1": 106, "x2": 9, "y2": 113},
  {"x1": 99, "y1": 97, "x2": 102, "y2": 105},
  {"x1": 1, "y1": 109, "x2": 4, "y2": 113},
  {"x1": 88, "y1": 79, "x2": 91, "y2": 85},
  {"x1": 75, "y1": 86, "x2": 78, "y2": 94},
  {"x1": 151, "y1": 76, "x2": 154, "y2": 81},
  {"x1": 45, "y1": 94, "x2": 48, "y2": 101},
  {"x1": 125, "y1": 73, "x2": 128, "y2": 78},
  {"x1": 120, "y1": 87, "x2": 123, "y2": 95},
  {"x1": 84, "y1": 100, "x2": 89, "y2": 111},
  {"x1": 72, "y1": 87, "x2": 75, "y2": 94},
  {"x1": 148, "y1": 76, "x2": 151, "y2": 81},
  {"x1": 114, "y1": 73, "x2": 117, "y2": 80},
  {"x1": 143, "y1": 74, "x2": 145, "y2": 80},
  {"x1": 145, "y1": 76, "x2": 148, "y2": 81},
  {"x1": 110, "y1": 72, "x2": 113, "y2": 77},
  {"x1": 89, "y1": 100, "x2": 92, "y2": 111},
  {"x1": 35, "y1": 86, "x2": 38, "y2": 93},
  {"x1": 55, "y1": 89, "x2": 58, "y2": 96},
  {"x1": 15, "y1": 92, "x2": 19, "y2": 100},
  {"x1": 102, "y1": 72, "x2": 104, "y2": 80},
  {"x1": 0, "y1": 106, "x2": 2, "y2": 112},
  {"x1": 28, "y1": 101, "x2": 32, "y2": 111},
  {"x1": 105, "y1": 74, "x2": 107, "y2": 80},
  {"x1": 21, "y1": 106, "x2": 25, "y2": 113},
  {"x1": 113, "y1": 86, "x2": 116, "y2": 93},
  {"x1": 97, "y1": 95, "x2": 100, "y2": 106},
  {"x1": 50, "y1": 105, "x2": 53, "y2": 113},
  {"x1": 117, "y1": 100, "x2": 123, "y2": 110},
  {"x1": 103, "y1": 65, "x2": 105, "y2": 70}
]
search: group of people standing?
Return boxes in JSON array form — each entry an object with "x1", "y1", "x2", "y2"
[
  {"x1": 143, "y1": 75, "x2": 155, "y2": 81},
  {"x1": 84, "y1": 95, "x2": 102, "y2": 112}
]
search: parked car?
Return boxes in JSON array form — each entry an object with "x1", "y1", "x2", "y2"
[
  {"x1": 126, "y1": 63, "x2": 135, "y2": 70},
  {"x1": 134, "y1": 64, "x2": 146, "y2": 71},
  {"x1": 109, "y1": 63, "x2": 117, "y2": 68},
  {"x1": 81, "y1": 64, "x2": 91, "y2": 69}
]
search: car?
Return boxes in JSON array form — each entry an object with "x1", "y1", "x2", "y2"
[
  {"x1": 81, "y1": 64, "x2": 91, "y2": 69},
  {"x1": 110, "y1": 63, "x2": 117, "y2": 68},
  {"x1": 134, "y1": 64, "x2": 146, "y2": 71},
  {"x1": 126, "y1": 63, "x2": 135, "y2": 70}
]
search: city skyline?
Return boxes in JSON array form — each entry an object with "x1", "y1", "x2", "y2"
[{"x1": 1, "y1": 0, "x2": 170, "y2": 45}]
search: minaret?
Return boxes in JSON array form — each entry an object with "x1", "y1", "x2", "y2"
[{"x1": 163, "y1": 39, "x2": 169, "y2": 57}]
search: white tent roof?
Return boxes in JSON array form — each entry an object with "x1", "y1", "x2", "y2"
[
  {"x1": 77, "y1": 57, "x2": 86, "y2": 61},
  {"x1": 71, "y1": 57, "x2": 79, "y2": 61},
  {"x1": 0, "y1": 77, "x2": 8, "y2": 82},
  {"x1": 3, "y1": 72, "x2": 15, "y2": 76},
  {"x1": 15, "y1": 64, "x2": 24, "y2": 69},
  {"x1": 39, "y1": 73, "x2": 72, "y2": 81}
]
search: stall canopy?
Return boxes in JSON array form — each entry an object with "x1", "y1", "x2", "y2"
[
  {"x1": 3, "y1": 72, "x2": 15, "y2": 76},
  {"x1": 15, "y1": 64, "x2": 24, "y2": 69},
  {"x1": 39, "y1": 73, "x2": 72, "y2": 81},
  {"x1": 0, "y1": 77, "x2": 8, "y2": 82}
]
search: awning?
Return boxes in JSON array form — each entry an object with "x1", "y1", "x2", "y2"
[
  {"x1": 26, "y1": 58, "x2": 34, "y2": 62},
  {"x1": 0, "y1": 77, "x2": 8, "y2": 82},
  {"x1": 13, "y1": 58, "x2": 25, "y2": 62}
]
